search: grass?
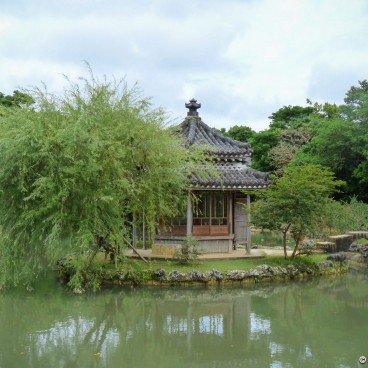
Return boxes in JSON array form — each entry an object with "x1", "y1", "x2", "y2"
[
  {"x1": 61, "y1": 252, "x2": 337, "y2": 291},
  {"x1": 353, "y1": 238, "x2": 368, "y2": 245},
  {"x1": 101, "y1": 253, "x2": 329, "y2": 273}
]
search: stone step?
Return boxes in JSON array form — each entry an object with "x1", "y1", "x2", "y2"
[
  {"x1": 327, "y1": 235, "x2": 354, "y2": 252},
  {"x1": 347, "y1": 231, "x2": 368, "y2": 239}
]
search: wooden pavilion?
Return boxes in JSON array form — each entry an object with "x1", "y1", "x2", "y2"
[{"x1": 155, "y1": 99, "x2": 269, "y2": 254}]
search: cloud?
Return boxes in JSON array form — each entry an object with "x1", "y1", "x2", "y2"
[{"x1": 1, "y1": 0, "x2": 367, "y2": 131}]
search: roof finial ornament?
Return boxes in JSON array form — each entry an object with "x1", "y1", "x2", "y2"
[{"x1": 185, "y1": 98, "x2": 201, "y2": 117}]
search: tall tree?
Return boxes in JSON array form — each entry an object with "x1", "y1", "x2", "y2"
[
  {"x1": 292, "y1": 81, "x2": 368, "y2": 201},
  {"x1": 268, "y1": 105, "x2": 314, "y2": 130},
  {"x1": 249, "y1": 129, "x2": 280, "y2": 172},
  {"x1": 226, "y1": 125, "x2": 255, "y2": 142},
  {"x1": 342, "y1": 79, "x2": 368, "y2": 124},
  {"x1": 340, "y1": 80, "x2": 368, "y2": 196},
  {"x1": 293, "y1": 118, "x2": 367, "y2": 201},
  {"x1": 269, "y1": 127, "x2": 312, "y2": 175},
  {"x1": 0, "y1": 72, "x2": 204, "y2": 289}
]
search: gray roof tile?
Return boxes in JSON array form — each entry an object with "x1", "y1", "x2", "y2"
[
  {"x1": 191, "y1": 164, "x2": 269, "y2": 189},
  {"x1": 180, "y1": 117, "x2": 252, "y2": 163}
]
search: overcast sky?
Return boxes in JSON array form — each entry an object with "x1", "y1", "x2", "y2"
[{"x1": 1, "y1": 0, "x2": 367, "y2": 131}]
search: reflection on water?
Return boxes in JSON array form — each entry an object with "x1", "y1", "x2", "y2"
[
  {"x1": 249, "y1": 312, "x2": 271, "y2": 339},
  {"x1": 1, "y1": 271, "x2": 368, "y2": 367},
  {"x1": 165, "y1": 314, "x2": 224, "y2": 336},
  {"x1": 29, "y1": 318, "x2": 121, "y2": 364}
]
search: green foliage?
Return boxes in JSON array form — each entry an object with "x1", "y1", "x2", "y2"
[
  {"x1": 316, "y1": 197, "x2": 368, "y2": 235},
  {"x1": 342, "y1": 197, "x2": 368, "y2": 230},
  {"x1": 342, "y1": 79, "x2": 368, "y2": 123},
  {"x1": 249, "y1": 129, "x2": 280, "y2": 171},
  {"x1": 293, "y1": 118, "x2": 368, "y2": 201},
  {"x1": 307, "y1": 100, "x2": 341, "y2": 120},
  {"x1": 226, "y1": 125, "x2": 255, "y2": 142},
  {"x1": 267, "y1": 103, "x2": 338, "y2": 175},
  {"x1": 353, "y1": 238, "x2": 368, "y2": 245},
  {"x1": 269, "y1": 127, "x2": 312, "y2": 175},
  {"x1": 0, "y1": 90, "x2": 34, "y2": 108},
  {"x1": 174, "y1": 236, "x2": 200, "y2": 264},
  {"x1": 251, "y1": 164, "x2": 344, "y2": 258},
  {"x1": 292, "y1": 81, "x2": 368, "y2": 201},
  {"x1": 317, "y1": 199, "x2": 347, "y2": 234},
  {"x1": 0, "y1": 70, "x2": 203, "y2": 289},
  {"x1": 217, "y1": 81, "x2": 368, "y2": 203},
  {"x1": 268, "y1": 105, "x2": 314, "y2": 130},
  {"x1": 211, "y1": 125, "x2": 255, "y2": 143},
  {"x1": 215, "y1": 125, "x2": 281, "y2": 173},
  {"x1": 67, "y1": 263, "x2": 104, "y2": 293}
]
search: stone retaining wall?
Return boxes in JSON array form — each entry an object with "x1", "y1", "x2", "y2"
[{"x1": 96, "y1": 261, "x2": 348, "y2": 290}]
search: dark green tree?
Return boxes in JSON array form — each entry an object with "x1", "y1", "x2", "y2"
[
  {"x1": 226, "y1": 125, "x2": 255, "y2": 142},
  {"x1": 342, "y1": 79, "x2": 368, "y2": 124},
  {"x1": 249, "y1": 129, "x2": 280, "y2": 172},
  {"x1": 268, "y1": 105, "x2": 314, "y2": 130},
  {"x1": 336, "y1": 80, "x2": 368, "y2": 198},
  {"x1": 0, "y1": 90, "x2": 34, "y2": 108},
  {"x1": 285, "y1": 81, "x2": 368, "y2": 201},
  {"x1": 294, "y1": 119, "x2": 363, "y2": 185}
]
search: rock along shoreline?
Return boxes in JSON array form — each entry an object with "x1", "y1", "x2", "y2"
[{"x1": 57, "y1": 259, "x2": 349, "y2": 294}]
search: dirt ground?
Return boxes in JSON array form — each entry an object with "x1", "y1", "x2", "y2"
[{"x1": 125, "y1": 247, "x2": 292, "y2": 260}]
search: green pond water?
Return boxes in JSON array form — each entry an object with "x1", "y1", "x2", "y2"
[{"x1": 1, "y1": 271, "x2": 367, "y2": 368}]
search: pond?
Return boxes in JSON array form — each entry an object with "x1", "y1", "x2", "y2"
[{"x1": 1, "y1": 270, "x2": 367, "y2": 368}]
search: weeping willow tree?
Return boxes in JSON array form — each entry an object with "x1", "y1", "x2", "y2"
[{"x1": 0, "y1": 70, "x2": 205, "y2": 289}]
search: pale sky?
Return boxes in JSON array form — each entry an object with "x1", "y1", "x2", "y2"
[{"x1": 1, "y1": 0, "x2": 367, "y2": 131}]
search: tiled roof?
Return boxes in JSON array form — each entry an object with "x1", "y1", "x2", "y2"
[
  {"x1": 176, "y1": 100, "x2": 270, "y2": 190},
  {"x1": 191, "y1": 164, "x2": 270, "y2": 189},
  {"x1": 179, "y1": 117, "x2": 252, "y2": 163}
]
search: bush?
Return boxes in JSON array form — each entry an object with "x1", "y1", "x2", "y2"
[{"x1": 175, "y1": 237, "x2": 200, "y2": 264}]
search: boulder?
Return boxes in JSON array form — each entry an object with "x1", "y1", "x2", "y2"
[
  {"x1": 255, "y1": 265, "x2": 272, "y2": 277},
  {"x1": 286, "y1": 265, "x2": 299, "y2": 277},
  {"x1": 208, "y1": 269, "x2": 223, "y2": 281},
  {"x1": 189, "y1": 271, "x2": 209, "y2": 283},
  {"x1": 226, "y1": 270, "x2": 248, "y2": 281},
  {"x1": 167, "y1": 270, "x2": 190, "y2": 282},
  {"x1": 349, "y1": 243, "x2": 368, "y2": 259},
  {"x1": 153, "y1": 268, "x2": 166, "y2": 281},
  {"x1": 316, "y1": 261, "x2": 334, "y2": 269},
  {"x1": 326, "y1": 252, "x2": 347, "y2": 264},
  {"x1": 316, "y1": 241, "x2": 336, "y2": 253}
]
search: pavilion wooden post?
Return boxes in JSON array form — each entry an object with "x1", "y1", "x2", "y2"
[
  {"x1": 246, "y1": 194, "x2": 251, "y2": 254},
  {"x1": 228, "y1": 192, "x2": 233, "y2": 250},
  {"x1": 186, "y1": 192, "x2": 192, "y2": 237}
]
